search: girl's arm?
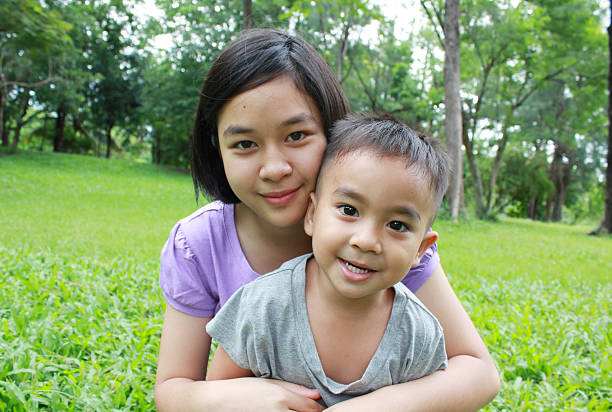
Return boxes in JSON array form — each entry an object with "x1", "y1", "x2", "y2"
[
  {"x1": 326, "y1": 265, "x2": 500, "y2": 412},
  {"x1": 154, "y1": 304, "x2": 324, "y2": 412},
  {"x1": 206, "y1": 344, "x2": 253, "y2": 380}
]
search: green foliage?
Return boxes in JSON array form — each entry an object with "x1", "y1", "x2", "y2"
[
  {"x1": 0, "y1": 152, "x2": 611, "y2": 410},
  {"x1": 566, "y1": 180, "x2": 607, "y2": 224},
  {"x1": 0, "y1": 0, "x2": 72, "y2": 52},
  {"x1": 2, "y1": 0, "x2": 609, "y2": 223},
  {"x1": 497, "y1": 146, "x2": 554, "y2": 219}
]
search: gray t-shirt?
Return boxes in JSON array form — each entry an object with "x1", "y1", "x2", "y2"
[{"x1": 206, "y1": 254, "x2": 447, "y2": 407}]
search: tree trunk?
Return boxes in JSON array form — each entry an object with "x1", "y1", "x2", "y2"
[
  {"x1": 549, "y1": 144, "x2": 572, "y2": 222},
  {"x1": 444, "y1": 0, "x2": 462, "y2": 220},
  {"x1": 1, "y1": 117, "x2": 8, "y2": 147},
  {"x1": 152, "y1": 129, "x2": 161, "y2": 164},
  {"x1": 10, "y1": 90, "x2": 30, "y2": 151},
  {"x1": 54, "y1": 106, "x2": 66, "y2": 152},
  {"x1": 0, "y1": 87, "x2": 6, "y2": 147},
  {"x1": 105, "y1": 126, "x2": 112, "y2": 159},
  {"x1": 336, "y1": 23, "x2": 349, "y2": 83},
  {"x1": 486, "y1": 110, "x2": 514, "y2": 215},
  {"x1": 11, "y1": 114, "x2": 20, "y2": 151},
  {"x1": 528, "y1": 197, "x2": 538, "y2": 220},
  {"x1": 243, "y1": 0, "x2": 253, "y2": 30},
  {"x1": 591, "y1": 2, "x2": 612, "y2": 235},
  {"x1": 462, "y1": 115, "x2": 486, "y2": 218},
  {"x1": 606, "y1": 34, "x2": 612, "y2": 232}
]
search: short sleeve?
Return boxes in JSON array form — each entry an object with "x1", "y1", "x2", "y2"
[
  {"x1": 401, "y1": 242, "x2": 440, "y2": 292},
  {"x1": 206, "y1": 286, "x2": 267, "y2": 375},
  {"x1": 159, "y1": 223, "x2": 218, "y2": 317},
  {"x1": 405, "y1": 316, "x2": 447, "y2": 378}
]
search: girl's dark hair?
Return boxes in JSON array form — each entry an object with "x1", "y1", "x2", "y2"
[
  {"x1": 321, "y1": 113, "x2": 450, "y2": 222},
  {"x1": 191, "y1": 29, "x2": 350, "y2": 203}
]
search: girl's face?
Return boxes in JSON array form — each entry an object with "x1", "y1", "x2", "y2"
[{"x1": 217, "y1": 75, "x2": 327, "y2": 229}]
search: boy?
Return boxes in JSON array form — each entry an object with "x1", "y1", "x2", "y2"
[{"x1": 205, "y1": 113, "x2": 450, "y2": 407}]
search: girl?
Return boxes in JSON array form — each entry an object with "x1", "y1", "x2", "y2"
[{"x1": 155, "y1": 29, "x2": 499, "y2": 412}]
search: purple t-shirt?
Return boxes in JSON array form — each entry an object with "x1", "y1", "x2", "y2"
[{"x1": 160, "y1": 201, "x2": 440, "y2": 317}]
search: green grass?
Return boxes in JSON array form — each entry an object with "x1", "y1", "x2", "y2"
[
  {"x1": 0, "y1": 151, "x2": 196, "y2": 260},
  {"x1": 1, "y1": 151, "x2": 610, "y2": 411}
]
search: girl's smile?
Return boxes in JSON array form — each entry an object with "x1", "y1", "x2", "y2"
[{"x1": 260, "y1": 187, "x2": 301, "y2": 205}]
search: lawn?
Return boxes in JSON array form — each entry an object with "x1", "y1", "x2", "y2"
[{"x1": 1, "y1": 151, "x2": 610, "y2": 411}]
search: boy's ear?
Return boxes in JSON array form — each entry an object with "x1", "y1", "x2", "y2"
[
  {"x1": 411, "y1": 230, "x2": 438, "y2": 268},
  {"x1": 304, "y1": 192, "x2": 317, "y2": 237}
]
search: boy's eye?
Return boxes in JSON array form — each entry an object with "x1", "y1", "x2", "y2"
[
  {"x1": 339, "y1": 205, "x2": 358, "y2": 217},
  {"x1": 234, "y1": 140, "x2": 256, "y2": 150},
  {"x1": 286, "y1": 131, "x2": 306, "y2": 142},
  {"x1": 388, "y1": 221, "x2": 408, "y2": 232}
]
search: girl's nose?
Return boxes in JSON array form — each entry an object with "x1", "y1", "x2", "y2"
[
  {"x1": 259, "y1": 151, "x2": 292, "y2": 182},
  {"x1": 349, "y1": 223, "x2": 382, "y2": 254}
]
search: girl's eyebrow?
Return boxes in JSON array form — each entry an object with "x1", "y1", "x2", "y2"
[
  {"x1": 222, "y1": 113, "x2": 315, "y2": 139},
  {"x1": 222, "y1": 125, "x2": 253, "y2": 138},
  {"x1": 279, "y1": 113, "x2": 316, "y2": 127}
]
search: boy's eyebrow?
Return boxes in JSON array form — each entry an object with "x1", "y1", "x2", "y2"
[
  {"x1": 391, "y1": 205, "x2": 421, "y2": 222},
  {"x1": 334, "y1": 186, "x2": 421, "y2": 222},
  {"x1": 333, "y1": 186, "x2": 367, "y2": 203}
]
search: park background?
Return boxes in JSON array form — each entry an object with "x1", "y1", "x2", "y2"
[{"x1": 1, "y1": 0, "x2": 611, "y2": 410}]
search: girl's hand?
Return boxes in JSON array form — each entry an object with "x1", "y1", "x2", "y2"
[
  {"x1": 205, "y1": 377, "x2": 325, "y2": 412},
  {"x1": 155, "y1": 305, "x2": 324, "y2": 411}
]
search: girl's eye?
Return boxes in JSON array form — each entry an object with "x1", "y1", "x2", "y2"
[
  {"x1": 286, "y1": 131, "x2": 306, "y2": 142},
  {"x1": 234, "y1": 140, "x2": 256, "y2": 150},
  {"x1": 339, "y1": 205, "x2": 358, "y2": 217},
  {"x1": 388, "y1": 221, "x2": 409, "y2": 232}
]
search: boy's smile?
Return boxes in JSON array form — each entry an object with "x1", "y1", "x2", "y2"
[{"x1": 304, "y1": 150, "x2": 438, "y2": 304}]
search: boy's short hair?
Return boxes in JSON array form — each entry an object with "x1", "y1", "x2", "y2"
[
  {"x1": 320, "y1": 113, "x2": 450, "y2": 221},
  {"x1": 191, "y1": 29, "x2": 350, "y2": 203}
]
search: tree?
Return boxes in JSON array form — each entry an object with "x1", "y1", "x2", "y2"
[
  {"x1": 243, "y1": 0, "x2": 254, "y2": 30},
  {"x1": 34, "y1": 0, "x2": 96, "y2": 153},
  {"x1": 591, "y1": 0, "x2": 612, "y2": 234},
  {"x1": 81, "y1": 0, "x2": 143, "y2": 158},
  {"x1": 444, "y1": 0, "x2": 462, "y2": 220},
  {"x1": 0, "y1": 0, "x2": 71, "y2": 148},
  {"x1": 287, "y1": 0, "x2": 383, "y2": 84}
]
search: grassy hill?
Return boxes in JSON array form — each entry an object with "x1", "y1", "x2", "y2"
[{"x1": 0, "y1": 151, "x2": 610, "y2": 410}]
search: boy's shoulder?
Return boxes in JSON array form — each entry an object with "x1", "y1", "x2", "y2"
[
  {"x1": 212, "y1": 254, "x2": 310, "y2": 332},
  {"x1": 392, "y1": 282, "x2": 442, "y2": 329},
  {"x1": 243, "y1": 254, "x2": 310, "y2": 293}
]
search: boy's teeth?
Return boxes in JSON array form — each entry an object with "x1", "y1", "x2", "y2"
[{"x1": 344, "y1": 260, "x2": 369, "y2": 274}]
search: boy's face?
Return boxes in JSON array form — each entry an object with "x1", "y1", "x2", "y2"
[{"x1": 304, "y1": 149, "x2": 438, "y2": 302}]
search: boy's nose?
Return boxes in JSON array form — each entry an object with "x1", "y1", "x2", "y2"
[{"x1": 349, "y1": 223, "x2": 382, "y2": 254}]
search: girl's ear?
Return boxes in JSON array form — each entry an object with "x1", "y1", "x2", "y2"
[
  {"x1": 304, "y1": 192, "x2": 317, "y2": 237},
  {"x1": 411, "y1": 231, "x2": 438, "y2": 268}
]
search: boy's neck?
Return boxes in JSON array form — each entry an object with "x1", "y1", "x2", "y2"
[
  {"x1": 304, "y1": 256, "x2": 394, "y2": 384},
  {"x1": 305, "y1": 256, "x2": 394, "y2": 318},
  {"x1": 234, "y1": 203, "x2": 312, "y2": 274}
]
